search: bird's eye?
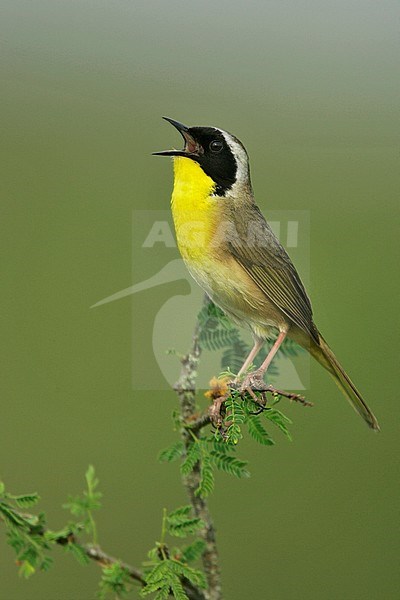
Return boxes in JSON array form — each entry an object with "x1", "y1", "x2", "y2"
[{"x1": 209, "y1": 140, "x2": 223, "y2": 153}]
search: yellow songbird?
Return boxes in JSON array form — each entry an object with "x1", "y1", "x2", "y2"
[{"x1": 154, "y1": 117, "x2": 379, "y2": 431}]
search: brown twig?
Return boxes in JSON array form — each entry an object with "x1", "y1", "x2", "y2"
[
  {"x1": 35, "y1": 528, "x2": 203, "y2": 600},
  {"x1": 242, "y1": 384, "x2": 313, "y2": 407},
  {"x1": 174, "y1": 295, "x2": 222, "y2": 600},
  {"x1": 3, "y1": 523, "x2": 146, "y2": 588},
  {"x1": 1, "y1": 295, "x2": 217, "y2": 600},
  {"x1": 184, "y1": 413, "x2": 212, "y2": 433},
  {"x1": 77, "y1": 540, "x2": 145, "y2": 584},
  {"x1": 83, "y1": 542, "x2": 203, "y2": 600}
]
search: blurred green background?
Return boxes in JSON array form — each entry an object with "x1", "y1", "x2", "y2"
[{"x1": 1, "y1": 1, "x2": 399, "y2": 598}]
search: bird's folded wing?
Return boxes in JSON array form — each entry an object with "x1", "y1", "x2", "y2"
[{"x1": 227, "y1": 210, "x2": 320, "y2": 344}]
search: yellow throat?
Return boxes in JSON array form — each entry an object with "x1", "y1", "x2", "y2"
[{"x1": 171, "y1": 157, "x2": 219, "y2": 261}]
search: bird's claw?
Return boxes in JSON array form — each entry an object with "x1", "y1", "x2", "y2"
[{"x1": 239, "y1": 372, "x2": 312, "y2": 408}]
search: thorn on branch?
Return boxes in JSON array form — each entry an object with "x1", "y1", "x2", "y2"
[{"x1": 173, "y1": 295, "x2": 222, "y2": 600}]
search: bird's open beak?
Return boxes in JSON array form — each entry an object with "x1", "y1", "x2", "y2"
[{"x1": 153, "y1": 117, "x2": 202, "y2": 157}]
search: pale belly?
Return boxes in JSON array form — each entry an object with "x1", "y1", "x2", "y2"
[{"x1": 182, "y1": 252, "x2": 289, "y2": 341}]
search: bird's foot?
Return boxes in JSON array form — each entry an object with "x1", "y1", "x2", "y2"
[
  {"x1": 206, "y1": 372, "x2": 313, "y2": 430},
  {"x1": 239, "y1": 370, "x2": 269, "y2": 407},
  {"x1": 239, "y1": 370, "x2": 313, "y2": 410}
]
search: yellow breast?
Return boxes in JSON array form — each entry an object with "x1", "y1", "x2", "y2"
[
  {"x1": 169, "y1": 156, "x2": 286, "y2": 338},
  {"x1": 171, "y1": 157, "x2": 219, "y2": 262}
]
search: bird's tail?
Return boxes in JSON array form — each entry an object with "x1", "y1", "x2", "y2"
[{"x1": 310, "y1": 335, "x2": 380, "y2": 431}]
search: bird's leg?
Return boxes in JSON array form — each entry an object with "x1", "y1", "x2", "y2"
[
  {"x1": 236, "y1": 339, "x2": 264, "y2": 378},
  {"x1": 258, "y1": 330, "x2": 287, "y2": 375},
  {"x1": 240, "y1": 331, "x2": 287, "y2": 400}
]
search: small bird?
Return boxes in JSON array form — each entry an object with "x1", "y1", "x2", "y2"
[{"x1": 154, "y1": 117, "x2": 379, "y2": 431}]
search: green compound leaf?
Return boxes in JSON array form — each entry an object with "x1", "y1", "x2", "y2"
[
  {"x1": 209, "y1": 451, "x2": 250, "y2": 478},
  {"x1": 180, "y1": 539, "x2": 206, "y2": 564},
  {"x1": 85, "y1": 465, "x2": 100, "y2": 496},
  {"x1": 158, "y1": 441, "x2": 185, "y2": 463},
  {"x1": 18, "y1": 560, "x2": 36, "y2": 579},
  {"x1": 197, "y1": 301, "x2": 232, "y2": 329},
  {"x1": 224, "y1": 399, "x2": 246, "y2": 424},
  {"x1": 246, "y1": 415, "x2": 275, "y2": 446},
  {"x1": 167, "y1": 505, "x2": 192, "y2": 520},
  {"x1": 153, "y1": 587, "x2": 171, "y2": 600},
  {"x1": 264, "y1": 408, "x2": 293, "y2": 440},
  {"x1": 168, "y1": 560, "x2": 206, "y2": 590},
  {"x1": 169, "y1": 578, "x2": 188, "y2": 600},
  {"x1": 223, "y1": 399, "x2": 246, "y2": 445},
  {"x1": 98, "y1": 561, "x2": 131, "y2": 599},
  {"x1": 0, "y1": 504, "x2": 30, "y2": 528},
  {"x1": 199, "y1": 327, "x2": 240, "y2": 352},
  {"x1": 64, "y1": 541, "x2": 90, "y2": 565},
  {"x1": 166, "y1": 506, "x2": 204, "y2": 538},
  {"x1": 10, "y1": 493, "x2": 40, "y2": 509},
  {"x1": 6, "y1": 529, "x2": 26, "y2": 554},
  {"x1": 141, "y1": 561, "x2": 170, "y2": 596},
  {"x1": 142, "y1": 556, "x2": 206, "y2": 600},
  {"x1": 195, "y1": 453, "x2": 214, "y2": 498},
  {"x1": 211, "y1": 435, "x2": 236, "y2": 455},
  {"x1": 180, "y1": 442, "x2": 201, "y2": 477},
  {"x1": 40, "y1": 555, "x2": 53, "y2": 572}
]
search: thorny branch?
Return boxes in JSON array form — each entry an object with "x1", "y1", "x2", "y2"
[
  {"x1": 174, "y1": 295, "x2": 222, "y2": 600},
  {"x1": 2, "y1": 295, "x2": 217, "y2": 600},
  {"x1": 1, "y1": 519, "x2": 205, "y2": 600},
  {"x1": 81, "y1": 540, "x2": 204, "y2": 600},
  {"x1": 56, "y1": 534, "x2": 145, "y2": 585},
  {"x1": 3, "y1": 294, "x2": 312, "y2": 600},
  {"x1": 82, "y1": 294, "x2": 216, "y2": 600},
  {"x1": 62, "y1": 295, "x2": 215, "y2": 600}
]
